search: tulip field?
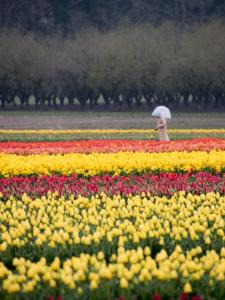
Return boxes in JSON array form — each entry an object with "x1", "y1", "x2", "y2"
[{"x1": 0, "y1": 131, "x2": 225, "y2": 300}]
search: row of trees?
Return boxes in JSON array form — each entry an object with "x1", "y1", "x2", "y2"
[
  {"x1": 1, "y1": 20, "x2": 225, "y2": 109},
  {"x1": 1, "y1": 0, "x2": 225, "y2": 34}
]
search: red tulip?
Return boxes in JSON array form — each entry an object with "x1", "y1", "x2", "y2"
[
  {"x1": 180, "y1": 293, "x2": 187, "y2": 300},
  {"x1": 152, "y1": 293, "x2": 161, "y2": 300},
  {"x1": 191, "y1": 296, "x2": 202, "y2": 300}
]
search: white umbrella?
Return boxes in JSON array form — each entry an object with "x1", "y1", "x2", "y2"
[{"x1": 152, "y1": 106, "x2": 171, "y2": 119}]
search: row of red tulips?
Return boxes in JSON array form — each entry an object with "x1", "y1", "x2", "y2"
[
  {"x1": 47, "y1": 293, "x2": 202, "y2": 300},
  {"x1": 0, "y1": 172, "x2": 224, "y2": 199},
  {"x1": 1, "y1": 138, "x2": 225, "y2": 154}
]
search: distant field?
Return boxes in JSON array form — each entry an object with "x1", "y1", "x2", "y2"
[
  {"x1": 0, "y1": 111, "x2": 224, "y2": 141},
  {"x1": 0, "y1": 111, "x2": 224, "y2": 130}
]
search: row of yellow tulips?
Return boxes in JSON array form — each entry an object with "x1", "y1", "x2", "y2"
[
  {"x1": 2, "y1": 187, "x2": 225, "y2": 298},
  {"x1": 0, "y1": 246, "x2": 225, "y2": 296},
  {"x1": 0, "y1": 192, "x2": 224, "y2": 259},
  {"x1": 0, "y1": 129, "x2": 225, "y2": 134},
  {"x1": 0, "y1": 151, "x2": 225, "y2": 177}
]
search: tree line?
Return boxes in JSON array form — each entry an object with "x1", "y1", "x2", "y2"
[
  {"x1": 1, "y1": 0, "x2": 225, "y2": 34},
  {"x1": 1, "y1": 20, "x2": 225, "y2": 110}
]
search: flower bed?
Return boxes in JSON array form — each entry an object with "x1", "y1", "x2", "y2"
[
  {"x1": 0, "y1": 137, "x2": 225, "y2": 299},
  {"x1": 0, "y1": 172, "x2": 224, "y2": 199},
  {"x1": 0, "y1": 150, "x2": 225, "y2": 177},
  {"x1": 1, "y1": 129, "x2": 225, "y2": 142},
  {"x1": 0, "y1": 138, "x2": 225, "y2": 154},
  {"x1": 1, "y1": 129, "x2": 225, "y2": 134},
  {"x1": 0, "y1": 192, "x2": 225, "y2": 299}
]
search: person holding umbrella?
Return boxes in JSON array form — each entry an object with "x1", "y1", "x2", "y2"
[{"x1": 152, "y1": 106, "x2": 171, "y2": 141}]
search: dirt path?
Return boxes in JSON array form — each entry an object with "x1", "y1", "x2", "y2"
[{"x1": 0, "y1": 112, "x2": 224, "y2": 129}]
